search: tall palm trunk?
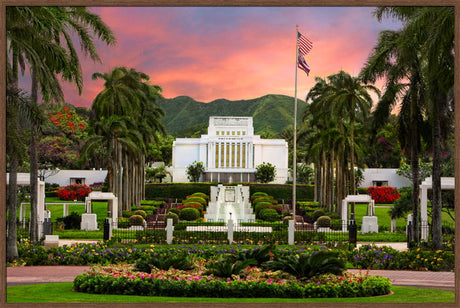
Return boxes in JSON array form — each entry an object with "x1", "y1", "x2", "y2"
[
  {"x1": 321, "y1": 151, "x2": 327, "y2": 208},
  {"x1": 350, "y1": 118, "x2": 356, "y2": 195},
  {"x1": 431, "y1": 91, "x2": 443, "y2": 250},
  {"x1": 29, "y1": 68, "x2": 39, "y2": 242},
  {"x1": 7, "y1": 51, "x2": 20, "y2": 261},
  {"x1": 6, "y1": 146, "x2": 19, "y2": 262},
  {"x1": 410, "y1": 83, "x2": 420, "y2": 243}
]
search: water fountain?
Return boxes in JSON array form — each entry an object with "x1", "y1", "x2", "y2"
[{"x1": 204, "y1": 184, "x2": 255, "y2": 224}]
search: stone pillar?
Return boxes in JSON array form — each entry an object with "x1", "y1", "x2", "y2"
[
  {"x1": 228, "y1": 219, "x2": 234, "y2": 245},
  {"x1": 166, "y1": 218, "x2": 174, "y2": 244},
  {"x1": 420, "y1": 186, "x2": 428, "y2": 241},
  {"x1": 288, "y1": 220, "x2": 295, "y2": 245}
]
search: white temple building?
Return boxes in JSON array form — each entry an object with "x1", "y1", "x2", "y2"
[{"x1": 172, "y1": 116, "x2": 289, "y2": 183}]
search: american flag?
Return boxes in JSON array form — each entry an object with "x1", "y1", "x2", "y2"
[
  {"x1": 297, "y1": 31, "x2": 313, "y2": 56},
  {"x1": 298, "y1": 53, "x2": 310, "y2": 75}
]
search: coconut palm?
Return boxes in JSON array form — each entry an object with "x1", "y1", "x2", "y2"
[
  {"x1": 399, "y1": 6, "x2": 454, "y2": 249},
  {"x1": 360, "y1": 20, "x2": 426, "y2": 243},
  {"x1": 326, "y1": 71, "x2": 380, "y2": 195},
  {"x1": 87, "y1": 67, "x2": 165, "y2": 212}
]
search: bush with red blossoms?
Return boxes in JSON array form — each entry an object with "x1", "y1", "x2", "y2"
[
  {"x1": 366, "y1": 186, "x2": 401, "y2": 204},
  {"x1": 57, "y1": 184, "x2": 92, "y2": 201}
]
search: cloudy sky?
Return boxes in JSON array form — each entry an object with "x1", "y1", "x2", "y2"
[{"x1": 56, "y1": 6, "x2": 402, "y2": 108}]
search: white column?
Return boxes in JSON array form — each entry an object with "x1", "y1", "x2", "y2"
[
  {"x1": 229, "y1": 142, "x2": 233, "y2": 168},
  {"x1": 239, "y1": 142, "x2": 243, "y2": 168},
  {"x1": 224, "y1": 141, "x2": 227, "y2": 168},
  {"x1": 420, "y1": 186, "x2": 428, "y2": 241},
  {"x1": 217, "y1": 142, "x2": 221, "y2": 168}
]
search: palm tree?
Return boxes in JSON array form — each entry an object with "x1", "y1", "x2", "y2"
[
  {"x1": 400, "y1": 6, "x2": 454, "y2": 249},
  {"x1": 6, "y1": 6, "x2": 115, "y2": 242},
  {"x1": 326, "y1": 71, "x2": 380, "y2": 195},
  {"x1": 87, "y1": 67, "x2": 165, "y2": 213},
  {"x1": 360, "y1": 17, "x2": 426, "y2": 243}
]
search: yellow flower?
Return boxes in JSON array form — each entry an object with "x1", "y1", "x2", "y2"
[{"x1": 436, "y1": 250, "x2": 442, "y2": 254}]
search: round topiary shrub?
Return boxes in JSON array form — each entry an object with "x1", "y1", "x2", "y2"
[
  {"x1": 129, "y1": 215, "x2": 145, "y2": 226},
  {"x1": 253, "y1": 196, "x2": 277, "y2": 205},
  {"x1": 134, "y1": 210, "x2": 147, "y2": 218},
  {"x1": 168, "y1": 208, "x2": 180, "y2": 215},
  {"x1": 259, "y1": 209, "x2": 280, "y2": 222},
  {"x1": 183, "y1": 197, "x2": 207, "y2": 206},
  {"x1": 312, "y1": 209, "x2": 326, "y2": 222},
  {"x1": 179, "y1": 208, "x2": 200, "y2": 221},
  {"x1": 316, "y1": 215, "x2": 331, "y2": 228},
  {"x1": 254, "y1": 202, "x2": 273, "y2": 217},
  {"x1": 164, "y1": 212, "x2": 179, "y2": 225}
]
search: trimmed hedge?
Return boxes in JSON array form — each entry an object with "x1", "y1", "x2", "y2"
[{"x1": 145, "y1": 183, "x2": 314, "y2": 201}]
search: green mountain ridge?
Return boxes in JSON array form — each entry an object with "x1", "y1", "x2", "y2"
[{"x1": 158, "y1": 94, "x2": 307, "y2": 136}]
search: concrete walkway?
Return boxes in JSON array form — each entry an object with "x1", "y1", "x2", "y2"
[{"x1": 7, "y1": 266, "x2": 455, "y2": 290}]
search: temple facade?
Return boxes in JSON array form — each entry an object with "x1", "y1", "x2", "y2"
[{"x1": 172, "y1": 116, "x2": 288, "y2": 183}]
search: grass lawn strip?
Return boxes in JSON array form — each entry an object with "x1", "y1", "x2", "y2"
[{"x1": 7, "y1": 283, "x2": 454, "y2": 303}]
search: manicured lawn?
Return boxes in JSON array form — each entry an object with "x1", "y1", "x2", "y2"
[
  {"x1": 18, "y1": 200, "x2": 109, "y2": 223},
  {"x1": 6, "y1": 283, "x2": 455, "y2": 303}
]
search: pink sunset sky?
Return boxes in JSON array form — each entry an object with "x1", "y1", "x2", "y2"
[{"x1": 56, "y1": 6, "x2": 402, "y2": 108}]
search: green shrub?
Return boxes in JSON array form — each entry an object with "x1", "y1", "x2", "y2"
[
  {"x1": 259, "y1": 209, "x2": 280, "y2": 222},
  {"x1": 316, "y1": 216, "x2": 331, "y2": 228},
  {"x1": 134, "y1": 210, "x2": 147, "y2": 218},
  {"x1": 251, "y1": 192, "x2": 268, "y2": 201},
  {"x1": 129, "y1": 215, "x2": 144, "y2": 226},
  {"x1": 254, "y1": 202, "x2": 275, "y2": 217},
  {"x1": 164, "y1": 212, "x2": 179, "y2": 225},
  {"x1": 179, "y1": 208, "x2": 200, "y2": 221},
  {"x1": 184, "y1": 196, "x2": 207, "y2": 206},
  {"x1": 117, "y1": 217, "x2": 130, "y2": 228},
  {"x1": 135, "y1": 253, "x2": 193, "y2": 272},
  {"x1": 253, "y1": 196, "x2": 277, "y2": 205},
  {"x1": 168, "y1": 208, "x2": 180, "y2": 215},
  {"x1": 264, "y1": 251, "x2": 345, "y2": 280},
  {"x1": 312, "y1": 209, "x2": 326, "y2": 222},
  {"x1": 55, "y1": 212, "x2": 81, "y2": 229}
]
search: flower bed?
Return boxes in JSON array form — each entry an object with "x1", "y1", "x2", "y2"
[
  {"x1": 9, "y1": 240, "x2": 455, "y2": 272},
  {"x1": 73, "y1": 264, "x2": 391, "y2": 298}
]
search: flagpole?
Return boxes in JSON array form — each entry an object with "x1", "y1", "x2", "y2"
[{"x1": 293, "y1": 25, "x2": 299, "y2": 220}]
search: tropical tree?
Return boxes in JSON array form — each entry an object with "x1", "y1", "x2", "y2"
[
  {"x1": 255, "y1": 162, "x2": 276, "y2": 183},
  {"x1": 326, "y1": 71, "x2": 380, "y2": 195},
  {"x1": 360, "y1": 21, "x2": 426, "y2": 243},
  {"x1": 85, "y1": 67, "x2": 165, "y2": 214},
  {"x1": 6, "y1": 86, "x2": 41, "y2": 262},
  {"x1": 6, "y1": 6, "x2": 115, "y2": 242},
  {"x1": 399, "y1": 6, "x2": 454, "y2": 250},
  {"x1": 360, "y1": 6, "x2": 454, "y2": 245},
  {"x1": 186, "y1": 161, "x2": 205, "y2": 182}
]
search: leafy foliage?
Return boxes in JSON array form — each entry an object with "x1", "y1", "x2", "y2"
[
  {"x1": 186, "y1": 161, "x2": 205, "y2": 182},
  {"x1": 205, "y1": 257, "x2": 256, "y2": 278},
  {"x1": 255, "y1": 162, "x2": 276, "y2": 183},
  {"x1": 135, "y1": 253, "x2": 193, "y2": 273},
  {"x1": 263, "y1": 252, "x2": 345, "y2": 280}
]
